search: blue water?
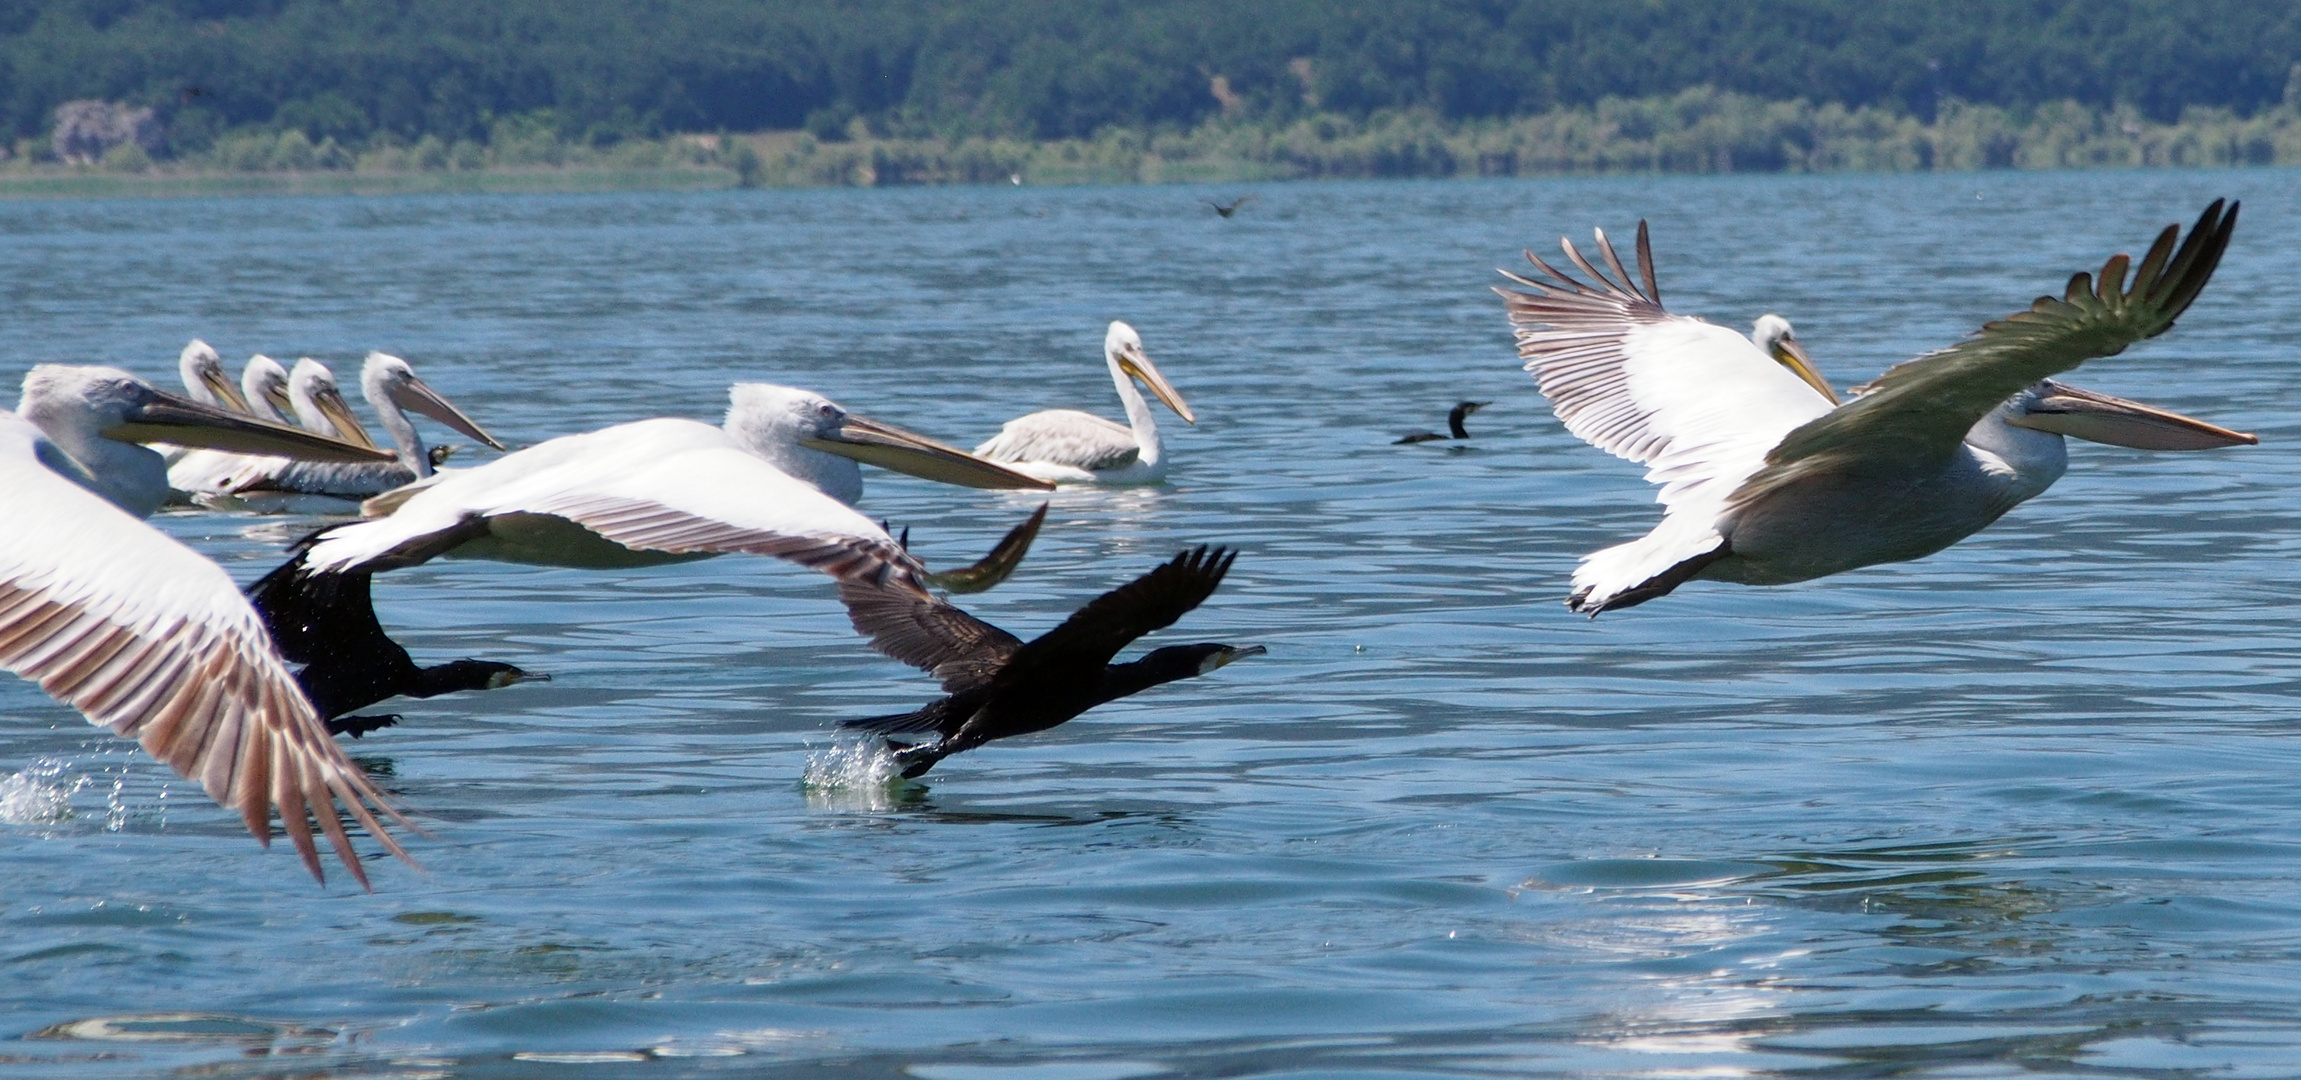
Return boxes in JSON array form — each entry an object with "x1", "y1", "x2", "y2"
[{"x1": 5, "y1": 169, "x2": 2301, "y2": 1078}]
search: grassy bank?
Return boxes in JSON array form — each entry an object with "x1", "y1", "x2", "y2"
[{"x1": 10, "y1": 89, "x2": 2301, "y2": 198}]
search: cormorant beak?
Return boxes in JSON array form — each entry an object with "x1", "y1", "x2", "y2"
[
  {"x1": 1769, "y1": 336, "x2": 1839, "y2": 405},
  {"x1": 310, "y1": 381, "x2": 382, "y2": 450},
  {"x1": 801, "y1": 413, "x2": 1055, "y2": 491},
  {"x1": 1199, "y1": 644, "x2": 1267, "y2": 674},
  {"x1": 489, "y1": 669, "x2": 547, "y2": 689},
  {"x1": 2007, "y1": 379, "x2": 2257, "y2": 450},
  {"x1": 103, "y1": 388, "x2": 398, "y2": 462},
  {"x1": 196, "y1": 364, "x2": 252, "y2": 414},
  {"x1": 388, "y1": 374, "x2": 506, "y2": 450},
  {"x1": 1117, "y1": 343, "x2": 1196, "y2": 424}
]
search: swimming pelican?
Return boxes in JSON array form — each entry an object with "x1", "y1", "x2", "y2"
[
  {"x1": 974, "y1": 321, "x2": 1195, "y2": 484},
  {"x1": 168, "y1": 355, "x2": 298, "y2": 496},
  {"x1": 229, "y1": 353, "x2": 501, "y2": 499},
  {"x1": 20, "y1": 365, "x2": 394, "y2": 518},
  {"x1": 839, "y1": 545, "x2": 1261, "y2": 777},
  {"x1": 1498, "y1": 200, "x2": 2254, "y2": 615},
  {"x1": 250, "y1": 384, "x2": 1054, "y2": 730},
  {"x1": 1394, "y1": 400, "x2": 1490, "y2": 444},
  {"x1": 154, "y1": 340, "x2": 252, "y2": 466},
  {"x1": 0, "y1": 403, "x2": 406, "y2": 885}
]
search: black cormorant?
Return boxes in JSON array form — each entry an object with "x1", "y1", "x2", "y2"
[
  {"x1": 1205, "y1": 195, "x2": 1256, "y2": 218},
  {"x1": 1393, "y1": 400, "x2": 1488, "y2": 444},
  {"x1": 839, "y1": 545, "x2": 1261, "y2": 777}
]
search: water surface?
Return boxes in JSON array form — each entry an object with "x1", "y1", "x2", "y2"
[{"x1": 6, "y1": 169, "x2": 2301, "y2": 1078}]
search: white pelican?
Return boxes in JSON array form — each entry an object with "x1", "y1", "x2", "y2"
[
  {"x1": 20, "y1": 365, "x2": 395, "y2": 518},
  {"x1": 974, "y1": 321, "x2": 1195, "y2": 484},
  {"x1": 1498, "y1": 200, "x2": 2255, "y2": 615},
  {"x1": 167, "y1": 354, "x2": 297, "y2": 496},
  {"x1": 251, "y1": 384, "x2": 1053, "y2": 732},
  {"x1": 227, "y1": 353, "x2": 501, "y2": 500},
  {"x1": 154, "y1": 340, "x2": 252, "y2": 467},
  {"x1": 0, "y1": 401, "x2": 407, "y2": 885}
]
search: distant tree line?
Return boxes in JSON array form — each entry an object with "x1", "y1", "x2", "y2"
[{"x1": 2, "y1": 0, "x2": 2296, "y2": 156}]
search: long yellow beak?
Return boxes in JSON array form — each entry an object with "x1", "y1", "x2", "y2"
[
  {"x1": 800, "y1": 413, "x2": 1055, "y2": 490},
  {"x1": 103, "y1": 390, "x2": 398, "y2": 462},
  {"x1": 1118, "y1": 344, "x2": 1196, "y2": 424},
  {"x1": 2007, "y1": 379, "x2": 2257, "y2": 450},
  {"x1": 389, "y1": 374, "x2": 505, "y2": 450},
  {"x1": 310, "y1": 382, "x2": 381, "y2": 450},
  {"x1": 1770, "y1": 337, "x2": 1838, "y2": 404},
  {"x1": 197, "y1": 363, "x2": 252, "y2": 414}
]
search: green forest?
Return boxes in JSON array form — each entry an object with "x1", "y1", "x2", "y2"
[{"x1": 2, "y1": 0, "x2": 2298, "y2": 186}]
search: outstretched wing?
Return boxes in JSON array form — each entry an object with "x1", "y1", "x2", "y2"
[
  {"x1": 0, "y1": 416, "x2": 409, "y2": 887},
  {"x1": 993, "y1": 546, "x2": 1237, "y2": 690},
  {"x1": 836, "y1": 579, "x2": 1024, "y2": 693},
  {"x1": 1497, "y1": 222, "x2": 1838, "y2": 516},
  {"x1": 1740, "y1": 200, "x2": 2237, "y2": 505}
]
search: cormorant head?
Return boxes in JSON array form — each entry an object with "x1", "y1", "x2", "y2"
[
  {"x1": 432, "y1": 659, "x2": 547, "y2": 693},
  {"x1": 1136, "y1": 643, "x2": 1266, "y2": 685}
]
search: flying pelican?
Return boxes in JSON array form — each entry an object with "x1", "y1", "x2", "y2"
[
  {"x1": 1394, "y1": 400, "x2": 1490, "y2": 444},
  {"x1": 1498, "y1": 200, "x2": 2255, "y2": 615},
  {"x1": 250, "y1": 384, "x2": 1054, "y2": 731},
  {"x1": 0, "y1": 398, "x2": 407, "y2": 885},
  {"x1": 839, "y1": 545, "x2": 1261, "y2": 777},
  {"x1": 226, "y1": 353, "x2": 502, "y2": 500},
  {"x1": 974, "y1": 321, "x2": 1195, "y2": 484}
]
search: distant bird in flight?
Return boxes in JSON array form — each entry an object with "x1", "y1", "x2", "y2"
[
  {"x1": 1205, "y1": 195, "x2": 1256, "y2": 218},
  {"x1": 839, "y1": 545, "x2": 1261, "y2": 778},
  {"x1": 1499, "y1": 201, "x2": 2254, "y2": 615},
  {"x1": 1394, "y1": 400, "x2": 1489, "y2": 444}
]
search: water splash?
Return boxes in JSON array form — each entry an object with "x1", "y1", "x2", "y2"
[
  {"x1": 0, "y1": 758, "x2": 81, "y2": 825},
  {"x1": 800, "y1": 739, "x2": 912, "y2": 812}
]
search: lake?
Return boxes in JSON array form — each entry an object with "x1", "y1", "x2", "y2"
[{"x1": 5, "y1": 168, "x2": 2301, "y2": 1078}]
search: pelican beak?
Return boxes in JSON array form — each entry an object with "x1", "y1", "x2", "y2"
[
  {"x1": 2008, "y1": 379, "x2": 2257, "y2": 450},
  {"x1": 259, "y1": 380, "x2": 295, "y2": 422},
  {"x1": 1198, "y1": 644, "x2": 1267, "y2": 674},
  {"x1": 925, "y1": 502, "x2": 1048, "y2": 594},
  {"x1": 1117, "y1": 343, "x2": 1196, "y2": 424},
  {"x1": 198, "y1": 364, "x2": 251, "y2": 414},
  {"x1": 801, "y1": 413, "x2": 1055, "y2": 490},
  {"x1": 310, "y1": 382, "x2": 382, "y2": 450},
  {"x1": 103, "y1": 389, "x2": 397, "y2": 462},
  {"x1": 1769, "y1": 336, "x2": 1839, "y2": 404},
  {"x1": 388, "y1": 375, "x2": 506, "y2": 450}
]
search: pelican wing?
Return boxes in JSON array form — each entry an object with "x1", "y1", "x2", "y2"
[
  {"x1": 993, "y1": 545, "x2": 1236, "y2": 692},
  {"x1": 1497, "y1": 223, "x2": 1838, "y2": 516},
  {"x1": 975, "y1": 410, "x2": 1139, "y2": 472},
  {"x1": 0, "y1": 416, "x2": 406, "y2": 886},
  {"x1": 836, "y1": 578, "x2": 1023, "y2": 693},
  {"x1": 1741, "y1": 200, "x2": 2237, "y2": 503},
  {"x1": 303, "y1": 418, "x2": 929, "y2": 592}
]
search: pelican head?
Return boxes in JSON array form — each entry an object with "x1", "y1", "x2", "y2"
[
  {"x1": 1106, "y1": 321, "x2": 1195, "y2": 423},
  {"x1": 243, "y1": 355, "x2": 293, "y2": 421},
  {"x1": 288, "y1": 359, "x2": 381, "y2": 450},
  {"x1": 1748, "y1": 314, "x2": 1837, "y2": 404},
  {"x1": 363, "y1": 352, "x2": 505, "y2": 450},
  {"x1": 178, "y1": 339, "x2": 250, "y2": 413},
  {"x1": 725, "y1": 383, "x2": 1052, "y2": 506},
  {"x1": 19, "y1": 364, "x2": 395, "y2": 514},
  {"x1": 2003, "y1": 378, "x2": 2256, "y2": 451}
]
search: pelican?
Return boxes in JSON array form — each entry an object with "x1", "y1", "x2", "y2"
[
  {"x1": 0, "y1": 392, "x2": 407, "y2": 885},
  {"x1": 154, "y1": 340, "x2": 251, "y2": 466},
  {"x1": 227, "y1": 353, "x2": 502, "y2": 499},
  {"x1": 839, "y1": 545, "x2": 1261, "y2": 778},
  {"x1": 250, "y1": 384, "x2": 1054, "y2": 731},
  {"x1": 167, "y1": 354, "x2": 297, "y2": 496},
  {"x1": 1498, "y1": 200, "x2": 2255, "y2": 615},
  {"x1": 974, "y1": 321, "x2": 1195, "y2": 484}
]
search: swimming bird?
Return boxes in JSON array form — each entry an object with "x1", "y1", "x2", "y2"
[
  {"x1": 249, "y1": 385, "x2": 1054, "y2": 728},
  {"x1": 839, "y1": 545, "x2": 1260, "y2": 777},
  {"x1": 154, "y1": 340, "x2": 252, "y2": 466},
  {"x1": 1394, "y1": 400, "x2": 1490, "y2": 444},
  {"x1": 167, "y1": 355, "x2": 297, "y2": 496},
  {"x1": 0, "y1": 404, "x2": 407, "y2": 886},
  {"x1": 974, "y1": 321, "x2": 1195, "y2": 484},
  {"x1": 228, "y1": 353, "x2": 502, "y2": 499},
  {"x1": 1206, "y1": 194, "x2": 1256, "y2": 218},
  {"x1": 1498, "y1": 200, "x2": 2254, "y2": 615}
]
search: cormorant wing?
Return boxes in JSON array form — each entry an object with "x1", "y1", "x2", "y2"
[
  {"x1": 990, "y1": 545, "x2": 1236, "y2": 692},
  {"x1": 1735, "y1": 200, "x2": 2236, "y2": 509},
  {"x1": 0, "y1": 414, "x2": 408, "y2": 886},
  {"x1": 836, "y1": 579, "x2": 1025, "y2": 693}
]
